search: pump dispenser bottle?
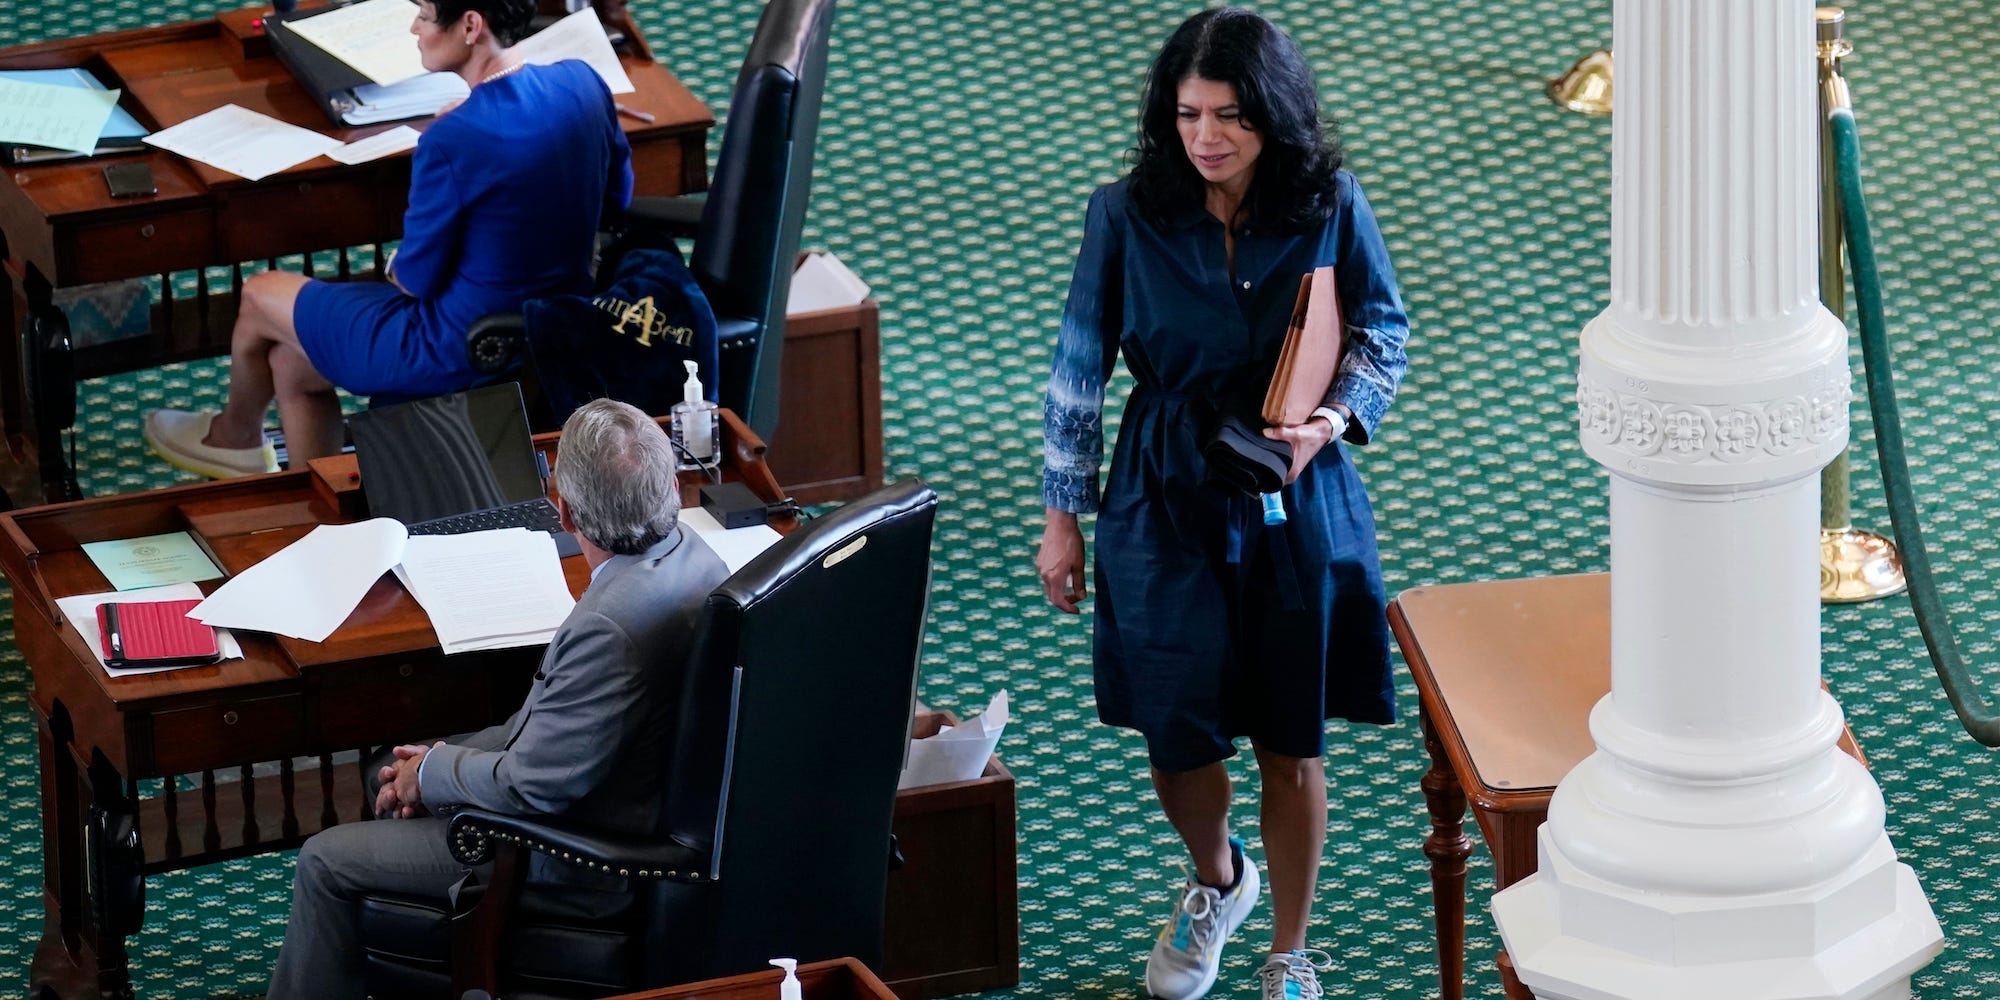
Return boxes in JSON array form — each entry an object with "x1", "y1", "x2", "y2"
[
  {"x1": 770, "y1": 958, "x2": 802, "y2": 1000},
  {"x1": 669, "y1": 359, "x2": 720, "y2": 471}
]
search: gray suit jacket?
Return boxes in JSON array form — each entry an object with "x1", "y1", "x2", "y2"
[{"x1": 420, "y1": 526, "x2": 731, "y2": 837}]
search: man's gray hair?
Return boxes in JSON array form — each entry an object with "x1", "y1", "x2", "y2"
[{"x1": 554, "y1": 399, "x2": 681, "y2": 555}]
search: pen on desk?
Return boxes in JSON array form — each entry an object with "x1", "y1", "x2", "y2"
[
  {"x1": 615, "y1": 104, "x2": 656, "y2": 124},
  {"x1": 104, "y1": 603, "x2": 124, "y2": 661}
]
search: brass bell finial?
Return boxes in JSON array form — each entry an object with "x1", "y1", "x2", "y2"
[{"x1": 1547, "y1": 49, "x2": 1613, "y2": 115}]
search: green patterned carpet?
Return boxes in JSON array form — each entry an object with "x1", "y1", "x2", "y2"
[{"x1": 3, "y1": 0, "x2": 1999, "y2": 996}]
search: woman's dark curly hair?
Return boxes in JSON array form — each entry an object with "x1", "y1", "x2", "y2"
[
  {"x1": 1127, "y1": 8, "x2": 1344, "y2": 234},
  {"x1": 432, "y1": 0, "x2": 536, "y2": 46}
]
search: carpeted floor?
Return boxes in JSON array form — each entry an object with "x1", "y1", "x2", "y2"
[{"x1": 1, "y1": 0, "x2": 1998, "y2": 996}]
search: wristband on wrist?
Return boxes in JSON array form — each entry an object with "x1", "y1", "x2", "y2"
[{"x1": 1309, "y1": 405, "x2": 1348, "y2": 437}]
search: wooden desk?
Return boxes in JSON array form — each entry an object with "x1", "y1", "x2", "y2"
[
  {"x1": 1389, "y1": 573, "x2": 1864, "y2": 1000},
  {"x1": 604, "y1": 958, "x2": 901, "y2": 1000},
  {"x1": 0, "y1": 410, "x2": 783, "y2": 1000},
  {"x1": 0, "y1": 2, "x2": 713, "y2": 505}
]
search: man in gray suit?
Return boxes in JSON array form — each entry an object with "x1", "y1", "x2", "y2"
[{"x1": 267, "y1": 398, "x2": 731, "y2": 999}]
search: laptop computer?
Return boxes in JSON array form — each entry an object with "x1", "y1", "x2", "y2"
[{"x1": 348, "y1": 383, "x2": 582, "y2": 558}]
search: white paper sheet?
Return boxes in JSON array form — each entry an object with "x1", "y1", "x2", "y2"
[
  {"x1": 0, "y1": 77, "x2": 121, "y2": 154},
  {"x1": 678, "y1": 507, "x2": 783, "y2": 573},
  {"x1": 55, "y1": 583, "x2": 247, "y2": 677},
  {"x1": 330, "y1": 125, "x2": 421, "y2": 164},
  {"x1": 286, "y1": 0, "x2": 431, "y2": 87},
  {"x1": 510, "y1": 7, "x2": 635, "y2": 94},
  {"x1": 190, "y1": 519, "x2": 409, "y2": 642},
  {"x1": 143, "y1": 104, "x2": 342, "y2": 180},
  {"x1": 898, "y1": 690, "x2": 1009, "y2": 790},
  {"x1": 787, "y1": 251, "x2": 872, "y2": 315},
  {"x1": 396, "y1": 529, "x2": 576, "y2": 654}
]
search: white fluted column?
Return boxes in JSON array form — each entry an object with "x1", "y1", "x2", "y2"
[{"x1": 1489, "y1": 2, "x2": 1942, "y2": 997}]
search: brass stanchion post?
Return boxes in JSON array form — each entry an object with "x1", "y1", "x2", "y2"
[{"x1": 1817, "y1": 5, "x2": 1906, "y2": 603}]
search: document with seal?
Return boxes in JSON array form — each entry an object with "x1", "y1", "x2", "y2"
[{"x1": 81, "y1": 531, "x2": 224, "y2": 591}]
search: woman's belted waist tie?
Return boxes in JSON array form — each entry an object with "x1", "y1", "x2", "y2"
[{"x1": 1131, "y1": 384, "x2": 1307, "y2": 611}]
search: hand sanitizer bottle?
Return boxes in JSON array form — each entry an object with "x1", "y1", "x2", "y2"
[
  {"x1": 770, "y1": 958, "x2": 802, "y2": 1000},
  {"x1": 670, "y1": 359, "x2": 719, "y2": 471}
]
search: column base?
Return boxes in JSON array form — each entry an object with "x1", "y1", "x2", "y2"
[{"x1": 1493, "y1": 830, "x2": 1942, "y2": 1000}]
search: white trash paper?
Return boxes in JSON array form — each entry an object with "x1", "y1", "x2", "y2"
[{"x1": 898, "y1": 690, "x2": 1008, "y2": 790}]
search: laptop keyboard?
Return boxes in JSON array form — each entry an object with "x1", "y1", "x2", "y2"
[{"x1": 408, "y1": 498, "x2": 564, "y2": 537}]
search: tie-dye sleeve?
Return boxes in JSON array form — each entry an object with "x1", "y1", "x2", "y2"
[
  {"x1": 1325, "y1": 172, "x2": 1411, "y2": 444},
  {"x1": 1042, "y1": 188, "x2": 1124, "y2": 514}
]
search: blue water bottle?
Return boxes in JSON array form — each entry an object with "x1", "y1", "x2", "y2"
[{"x1": 1260, "y1": 491, "x2": 1286, "y2": 526}]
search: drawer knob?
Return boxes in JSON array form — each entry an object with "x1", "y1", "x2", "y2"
[
  {"x1": 399, "y1": 663, "x2": 414, "y2": 678},
  {"x1": 140, "y1": 224, "x2": 155, "y2": 239},
  {"x1": 222, "y1": 710, "x2": 239, "y2": 726}
]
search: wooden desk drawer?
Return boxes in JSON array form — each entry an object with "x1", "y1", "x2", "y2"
[
  {"x1": 217, "y1": 177, "x2": 405, "y2": 262},
  {"x1": 62, "y1": 209, "x2": 216, "y2": 285},
  {"x1": 150, "y1": 694, "x2": 304, "y2": 775}
]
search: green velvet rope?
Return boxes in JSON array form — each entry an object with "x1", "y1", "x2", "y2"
[{"x1": 1830, "y1": 107, "x2": 2000, "y2": 746}]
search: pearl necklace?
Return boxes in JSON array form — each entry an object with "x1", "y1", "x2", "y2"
[{"x1": 480, "y1": 62, "x2": 523, "y2": 85}]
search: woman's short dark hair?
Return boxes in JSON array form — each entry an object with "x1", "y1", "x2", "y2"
[
  {"x1": 433, "y1": 0, "x2": 536, "y2": 47},
  {"x1": 1128, "y1": 8, "x2": 1345, "y2": 234}
]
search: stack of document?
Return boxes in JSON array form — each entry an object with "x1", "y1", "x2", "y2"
[
  {"x1": 394, "y1": 529, "x2": 575, "y2": 654},
  {"x1": 0, "y1": 68, "x2": 148, "y2": 163},
  {"x1": 342, "y1": 74, "x2": 469, "y2": 127},
  {"x1": 189, "y1": 519, "x2": 575, "y2": 654}
]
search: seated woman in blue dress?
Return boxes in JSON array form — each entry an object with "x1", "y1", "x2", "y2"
[{"x1": 145, "y1": 0, "x2": 633, "y2": 476}]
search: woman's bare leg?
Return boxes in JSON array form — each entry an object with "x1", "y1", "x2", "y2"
[
  {"x1": 1152, "y1": 762, "x2": 1237, "y2": 887},
  {"x1": 1253, "y1": 742, "x2": 1327, "y2": 954},
  {"x1": 205, "y1": 271, "x2": 316, "y2": 452},
  {"x1": 270, "y1": 341, "x2": 345, "y2": 462}
]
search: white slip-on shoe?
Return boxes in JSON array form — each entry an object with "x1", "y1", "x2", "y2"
[{"x1": 144, "y1": 409, "x2": 278, "y2": 479}]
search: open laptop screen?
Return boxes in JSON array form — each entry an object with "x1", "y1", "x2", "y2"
[{"x1": 349, "y1": 383, "x2": 545, "y2": 526}]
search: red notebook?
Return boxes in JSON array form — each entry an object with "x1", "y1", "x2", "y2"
[{"x1": 95, "y1": 599, "x2": 221, "y2": 668}]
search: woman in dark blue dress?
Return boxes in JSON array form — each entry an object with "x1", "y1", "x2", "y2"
[
  {"x1": 145, "y1": 0, "x2": 632, "y2": 476},
  {"x1": 1036, "y1": 10, "x2": 1410, "y2": 999}
]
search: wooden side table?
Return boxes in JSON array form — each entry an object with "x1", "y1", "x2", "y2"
[
  {"x1": 1389, "y1": 573, "x2": 1864, "y2": 1000},
  {"x1": 602, "y1": 958, "x2": 898, "y2": 999}
]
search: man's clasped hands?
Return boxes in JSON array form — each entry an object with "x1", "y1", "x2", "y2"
[{"x1": 374, "y1": 741, "x2": 447, "y2": 819}]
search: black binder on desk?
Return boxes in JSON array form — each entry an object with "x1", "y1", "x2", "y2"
[{"x1": 263, "y1": 10, "x2": 374, "y2": 127}]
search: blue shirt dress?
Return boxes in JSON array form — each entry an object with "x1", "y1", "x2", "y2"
[
  {"x1": 1042, "y1": 171, "x2": 1411, "y2": 771},
  {"x1": 295, "y1": 60, "x2": 635, "y2": 401}
]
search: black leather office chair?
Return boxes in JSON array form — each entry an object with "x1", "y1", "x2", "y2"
[
  {"x1": 356, "y1": 479, "x2": 937, "y2": 999},
  {"x1": 467, "y1": 0, "x2": 838, "y2": 443}
]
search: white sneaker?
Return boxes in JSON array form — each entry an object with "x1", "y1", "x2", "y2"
[
  {"x1": 1255, "y1": 949, "x2": 1332, "y2": 1000},
  {"x1": 1144, "y1": 839, "x2": 1260, "y2": 1000},
  {"x1": 144, "y1": 409, "x2": 277, "y2": 479}
]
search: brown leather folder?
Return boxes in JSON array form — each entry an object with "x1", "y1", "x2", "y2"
[{"x1": 1262, "y1": 266, "x2": 1343, "y2": 426}]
